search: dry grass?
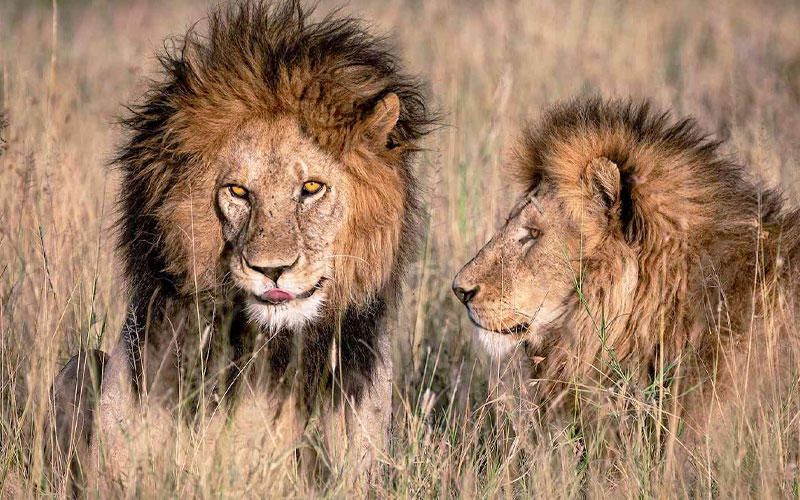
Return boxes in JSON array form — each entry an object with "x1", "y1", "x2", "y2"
[{"x1": 2, "y1": 0, "x2": 800, "y2": 497}]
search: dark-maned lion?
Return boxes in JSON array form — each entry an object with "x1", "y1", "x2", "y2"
[
  {"x1": 50, "y1": 0, "x2": 434, "y2": 492},
  {"x1": 453, "y1": 97, "x2": 799, "y2": 467}
]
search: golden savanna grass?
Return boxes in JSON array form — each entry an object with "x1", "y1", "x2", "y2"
[{"x1": 2, "y1": 0, "x2": 800, "y2": 497}]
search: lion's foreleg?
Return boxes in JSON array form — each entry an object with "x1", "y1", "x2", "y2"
[
  {"x1": 47, "y1": 349, "x2": 108, "y2": 496},
  {"x1": 88, "y1": 342, "x2": 136, "y2": 491},
  {"x1": 89, "y1": 342, "x2": 174, "y2": 493},
  {"x1": 343, "y1": 332, "x2": 392, "y2": 478}
]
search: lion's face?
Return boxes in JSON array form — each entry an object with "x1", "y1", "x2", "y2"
[
  {"x1": 154, "y1": 92, "x2": 410, "y2": 332},
  {"x1": 216, "y1": 118, "x2": 348, "y2": 331},
  {"x1": 453, "y1": 188, "x2": 578, "y2": 359}
]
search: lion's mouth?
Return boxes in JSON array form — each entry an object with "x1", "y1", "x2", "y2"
[
  {"x1": 483, "y1": 322, "x2": 530, "y2": 336},
  {"x1": 466, "y1": 310, "x2": 530, "y2": 335},
  {"x1": 252, "y1": 278, "x2": 326, "y2": 305},
  {"x1": 496, "y1": 322, "x2": 530, "y2": 335}
]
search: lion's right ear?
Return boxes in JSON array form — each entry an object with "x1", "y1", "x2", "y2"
[{"x1": 363, "y1": 93, "x2": 401, "y2": 149}]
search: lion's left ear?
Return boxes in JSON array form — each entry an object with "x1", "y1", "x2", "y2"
[
  {"x1": 363, "y1": 93, "x2": 401, "y2": 149},
  {"x1": 584, "y1": 157, "x2": 646, "y2": 243},
  {"x1": 584, "y1": 157, "x2": 621, "y2": 210}
]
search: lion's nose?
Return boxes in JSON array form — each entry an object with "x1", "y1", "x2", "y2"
[
  {"x1": 452, "y1": 284, "x2": 479, "y2": 305},
  {"x1": 245, "y1": 255, "x2": 299, "y2": 284},
  {"x1": 251, "y1": 264, "x2": 290, "y2": 283}
]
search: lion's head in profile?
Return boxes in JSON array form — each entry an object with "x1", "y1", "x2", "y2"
[
  {"x1": 452, "y1": 98, "x2": 727, "y2": 362},
  {"x1": 116, "y1": 0, "x2": 434, "y2": 332},
  {"x1": 452, "y1": 150, "x2": 637, "y2": 359},
  {"x1": 453, "y1": 98, "x2": 799, "y2": 420}
]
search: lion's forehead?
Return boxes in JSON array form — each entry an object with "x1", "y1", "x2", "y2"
[
  {"x1": 504, "y1": 193, "x2": 555, "y2": 236},
  {"x1": 222, "y1": 118, "x2": 335, "y2": 188}
]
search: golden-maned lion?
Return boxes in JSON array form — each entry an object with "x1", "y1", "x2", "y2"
[
  {"x1": 453, "y1": 97, "x2": 799, "y2": 461},
  {"x1": 50, "y1": 0, "x2": 433, "y2": 492}
]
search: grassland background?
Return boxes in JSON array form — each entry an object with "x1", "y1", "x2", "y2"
[{"x1": 1, "y1": 0, "x2": 800, "y2": 497}]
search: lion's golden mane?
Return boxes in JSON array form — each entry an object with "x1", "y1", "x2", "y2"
[{"x1": 512, "y1": 97, "x2": 799, "y2": 434}]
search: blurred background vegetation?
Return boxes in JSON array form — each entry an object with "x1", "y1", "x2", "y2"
[{"x1": 1, "y1": 0, "x2": 799, "y2": 496}]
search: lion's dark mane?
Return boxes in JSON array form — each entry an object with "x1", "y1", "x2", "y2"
[{"x1": 113, "y1": 0, "x2": 434, "y2": 411}]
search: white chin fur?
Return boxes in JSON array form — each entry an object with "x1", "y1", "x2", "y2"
[
  {"x1": 245, "y1": 293, "x2": 325, "y2": 332},
  {"x1": 474, "y1": 327, "x2": 521, "y2": 360}
]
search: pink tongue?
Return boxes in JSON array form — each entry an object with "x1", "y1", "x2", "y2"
[{"x1": 262, "y1": 289, "x2": 295, "y2": 303}]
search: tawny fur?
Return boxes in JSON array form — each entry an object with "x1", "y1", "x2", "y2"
[
  {"x1": 118, "y1": 0, "x2": 432, "y2": 305},
  {"x1": 456, "y1": 97, "x2": 800, "y2": 448},
  {"x1": 50, "y1": 0, "x2": 435, "y2": 491}
]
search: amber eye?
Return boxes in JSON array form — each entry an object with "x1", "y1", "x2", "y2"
[
  {"x1": 301, "y1": 181, "x2": 325, "y2": 196},
  {"x1": 229, "y1": 185, "x2": 248, "y2": 198},
  {"x1": 520, "y1": 227, "x2": 541, "y2": 245}
]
